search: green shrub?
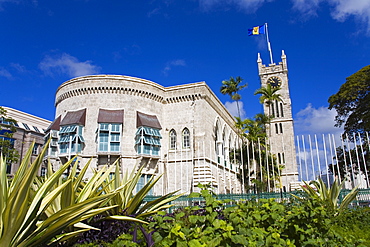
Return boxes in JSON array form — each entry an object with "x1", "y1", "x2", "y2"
[
  {"x1": 102, "y1": 185, "x2": 364, "y2": 247},
  {"x1": 332, "y1": 207, "x2": 370, "y2": 246}
]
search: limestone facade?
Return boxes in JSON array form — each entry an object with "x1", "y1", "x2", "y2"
[
  {"x1": 1, "y1": 106, "x2": 51, "y2": 175},
  {"x1": 257, "y1": 51, "x2": 299, "y2": 189},
  {"x1": 46, "y1": 75, "x2": 241, "y2": 195}
]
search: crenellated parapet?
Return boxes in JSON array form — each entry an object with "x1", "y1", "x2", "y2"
[{"x1": 257, "y1": 50, "x2": 288, "y2": 77}]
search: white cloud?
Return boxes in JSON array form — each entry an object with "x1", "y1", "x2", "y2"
[
  {"x1": 198, "y1": 0, "x2": 370, "y2": 33},
  {"x1": 294, "y1": 103, "x2": 343, "y2": 135},
  {"x1": 0, "y1": 67, "x2": 12, "y2": 79},
  {"x1": 39, "y1": 53, "x2": 101, "y2": 78},
  {"x1": 330, "y1": 0, "x2": 370, "y2": 28},
  {"x1": 162, "y1": 59, "x2": 186, "y2": 76},
  {"x1": 291, "y1": 0, "x2": 370, "y2": 33},
  {"x1": 10, "y1": 63, "x2": 27, "y2": 73},
  {"x1": 199, "y1": 0, "x2": 267, "y2": 12},
  {"x1": 291, "y1": 0, "x2": 322, "y2": 17},
  {"x1": 224, "y1": 100, "x2": 246, "y2": 119}
]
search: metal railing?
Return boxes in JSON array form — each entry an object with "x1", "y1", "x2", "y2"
[{"x1": 144, "y1": 188, "x2": 370, "y2": 209}]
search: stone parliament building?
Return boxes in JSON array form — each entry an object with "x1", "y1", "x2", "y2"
[
  {"x1": 4, "y1": 51, "x2": 298, "y2": 195},
  {"x1": 45, "y1": 74, "x2": 242, "y2": 195}
]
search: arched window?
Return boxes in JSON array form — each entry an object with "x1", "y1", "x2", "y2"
[
  {"x1": 169, "y1": 129, "x2": 176, "y2": 150},
  {"x1": 280, "y1": 103, "x2": 284, "y2": 117},
  {"x1": 182, "y1": 128, "x2": 190, "y2": 149},
  {"x1": 275, "y1": 123, "x2": 278, "y2": 134},
  {"x1": 275, "y1": 100, "x2": 280, "y2": 117},
  {"x1": 279, "y1": 123, "x2": 283, "y2": 133},
  {"x1": 215, "y1": 121, "x2": 220, "y2": 155},
  {"x1": 271, "y1": 103, "x2": 275, "y2": 117},
  {"x1": 222, "y1": 129, "x2": 226, "y2": 155}
]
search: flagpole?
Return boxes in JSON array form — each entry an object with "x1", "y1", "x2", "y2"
[{"x1": 264, "y1": 23, "x2": 274, "y2": 64}]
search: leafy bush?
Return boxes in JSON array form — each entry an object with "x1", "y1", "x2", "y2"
[
  {"x1": 79, "y1": 185, "x2": 369, "y2": 247},
  {"x1": 147, "y1": 191, "x2": 348, "y2": 246},
  {"x1": 332, "y1": 207, "x2": 370, "y2": 246}
]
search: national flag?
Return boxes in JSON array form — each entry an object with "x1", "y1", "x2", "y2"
[{"x1": 248, "y1": 24, "x2": 266, "y2": 36}]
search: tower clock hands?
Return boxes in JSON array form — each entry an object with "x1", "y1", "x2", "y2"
[{"x1": 267, "y1": 76, "x2": 282, "y2": 88}]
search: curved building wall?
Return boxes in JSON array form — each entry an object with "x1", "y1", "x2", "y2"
[{"x1": 49, "y1": 75, "x2": 241, "y2": 194}]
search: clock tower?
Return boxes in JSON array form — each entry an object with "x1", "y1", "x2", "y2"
[{"x1": 257, "y1": 50, "x2": 298, "y2": 190}]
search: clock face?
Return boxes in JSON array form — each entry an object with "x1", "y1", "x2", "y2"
[{"x1": 267, "y1": 76, "x2": 282, "y2": 88}]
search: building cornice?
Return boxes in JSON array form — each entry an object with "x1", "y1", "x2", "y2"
[{"x1": 54, "y1": 75, "x2": 237, "y2": 132}]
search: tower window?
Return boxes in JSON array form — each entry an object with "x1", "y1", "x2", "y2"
[
  {"x1": 271, "y1": 103, "x2": 275, "y2": 117},
  {"x1": 280, "y1": 103, "x2": 284, "y2": 117},
  {"x1": 279, "y1": 123, "x2": 283, "y2": 134},
  {"x1": 275, "y1": 100, "x2": 280, "y2": 117}
]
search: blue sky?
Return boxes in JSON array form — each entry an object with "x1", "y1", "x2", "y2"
[{"x1": 0, "y1": 0, "x2": 369, "y2": 137}]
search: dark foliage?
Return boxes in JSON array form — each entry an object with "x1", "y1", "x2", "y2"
[
  {"x1": 329, "y1": 144, "x2": 370, "y2": 184},
  {"x1": 61, "y1": 213, "x2": 137, "y2": 246},
  {"x1": 328, "y1": 65, "x2": 370, "y2": 140}
]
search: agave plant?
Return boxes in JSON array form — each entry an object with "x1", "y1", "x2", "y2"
[
  {"x1": 295, "y1": 177, "x2": 358, "y2": 215},
  {"x1": 104, "y1": 162, "x2": 183, "y2": 220},
  {"x1": 0, "y1": 141, "x2": 134, "y2": 247},
  {"x1": 36, "y1": 157, "x2": 146, "y2": 234}
]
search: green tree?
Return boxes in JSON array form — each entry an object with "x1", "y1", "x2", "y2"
[
  {"x1": 0, "y1": 107, "x2": 19, "y2": 171},
  {"x1": 329, "y1": 144, "x2": 370, "y2": 185},
  {"x1": 233, "y1": 114, "x2": 281, "y2": 192},
  {"x1": 220, "y1": 76, "x2": 247, "y2": 119},
  {"x1": 328, "y1": 65, "x2": 370, "y2": 139}
]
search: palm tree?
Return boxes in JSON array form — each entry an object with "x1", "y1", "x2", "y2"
[
  {"x1": 234, "y1": 114, "x2": 280, "y2": 192},
  {"x1": 220, "y1": 76, "x2": 247, "y2": 119},
  {"x1": 254, "y1": 84, "x2": 282, "y2": 137}
]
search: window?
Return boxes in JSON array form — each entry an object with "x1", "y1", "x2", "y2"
[
  {"x1": 40, "y1": 166, "x2": 47, "y2": 177},
  {"x1": 135, "y1": 126, "x2": 161, "y2": 156},
  {"x1": 275, "y1": 100, "x2": 279, "y2": 117},
  {"x1": 32, "y1": 144, "x2": 40, "y2": 155},
  {"x1": 33, "y1": 126, "x2": 40, "y2": 133},
  {"x1": 0, "y1": 117, "x2": 17, "y2": 126},
  {"x1": 169, "y1": 129, "x2": 176, "y2": 149},
  {"x1": 58, "y1": 124, "x2": 84, "y2": 154},
  {"x1": 280, "y1": 103, "x2": 284, "y2": 117},
  {"x1": 271, "y1": 103, "x2": 275, "y2": 117},
  {"x1": 97, "y1": 123, "x2": 122, "y2": 152},
  {"x1": 275, "y1": 123, "x2": 283, "y2": 134},
  {"x1": 182, "y1": 128, "x2": 190, "y2": 149},
  {"x1": 278, "y1": 153, "x2": 285, "y2": 164},
  {"x1": 278, "y1": 153, "x2": 281, "y2": 164},
  {"x1": 136, "y1": 174, "x2": 153, "y2": 195}
]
